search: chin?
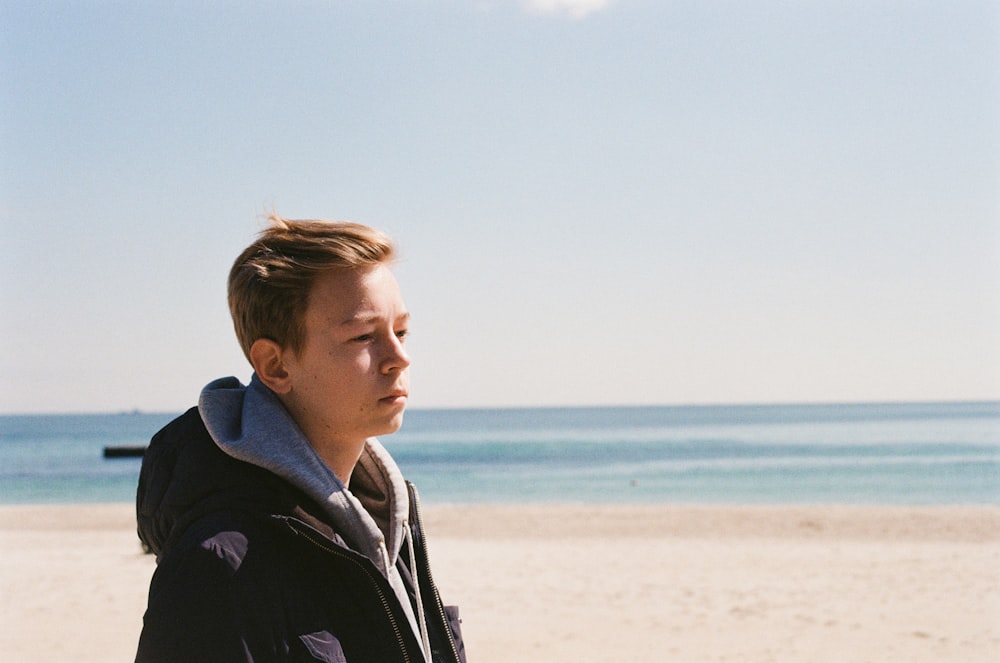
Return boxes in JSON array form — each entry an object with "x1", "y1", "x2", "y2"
[
  {"x1": 374, "y1": 413, "x2": 406, "y2": 437},
  {"x1": 390, "y1": 411, "x2": 407, "y2": 431}
]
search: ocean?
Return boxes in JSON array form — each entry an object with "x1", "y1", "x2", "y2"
[{"x1": 1, "y1": 401, "x2": 997, "y2": 505}]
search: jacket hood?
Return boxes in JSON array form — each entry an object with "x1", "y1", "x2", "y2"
[
  {"x1": 197, "y1": 375, "x2": 412, "y2": 574},
  {"x1": 137, "y1": 375, "x2": 427, "y2": 659}
]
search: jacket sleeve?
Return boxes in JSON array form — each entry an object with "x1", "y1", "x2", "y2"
[{"x1": 135, "y1": 530, "x2": 260, "y2": 663}]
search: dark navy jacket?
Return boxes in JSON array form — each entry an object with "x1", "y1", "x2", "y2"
[{"x1": 135, "y1": 407, "x2": 466, "y2": 663}]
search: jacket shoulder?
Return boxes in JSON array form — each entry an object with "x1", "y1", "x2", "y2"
[
  {"x1": 136, "y1": 512, "x2": 279, "y2": 662},
  {"x1": 140, "y1": 512, "x2": 418, "y2": 663}
]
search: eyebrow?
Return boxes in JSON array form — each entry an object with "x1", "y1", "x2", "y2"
[{"x1": 339, "y1": 311, "x2": 411, "y2": 326}]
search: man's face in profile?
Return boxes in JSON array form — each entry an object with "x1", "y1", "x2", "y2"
[{"x1": 279, "y1": 264, "x2": 412, "y2": 449}]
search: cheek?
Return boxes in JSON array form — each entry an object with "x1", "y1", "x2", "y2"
[
  {"x1": 345, "y1": 350, "x2": 377, "y2": 375},
  {"x1": 314, "y1": 355, "x2": 370, "y2": 393}
]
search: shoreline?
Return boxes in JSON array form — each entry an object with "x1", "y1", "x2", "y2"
[
  {"x1": 2, "y1": 503, "x2": 998, "y2": 662},
  {"x1": 3, "y1": 501, "x2": 998, "y2": 539}
]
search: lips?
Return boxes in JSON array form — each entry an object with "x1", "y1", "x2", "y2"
[{"x1": 380, "y1": 390, "x2": 408, "y2": 404}]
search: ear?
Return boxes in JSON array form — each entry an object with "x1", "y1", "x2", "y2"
[{"x1": 250, "y1": 338, "x2": 293, "y2": 394}]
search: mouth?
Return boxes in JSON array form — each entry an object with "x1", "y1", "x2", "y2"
[{"x1": 379, "y1": 391, "x2": 408, "y2": 406}]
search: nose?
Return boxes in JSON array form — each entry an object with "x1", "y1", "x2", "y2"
[{"x1": 381, "y1": 335, "x2": 411, "y2": 374}]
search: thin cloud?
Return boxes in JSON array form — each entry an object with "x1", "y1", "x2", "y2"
[{"x1": 520, "y1": 0, "x2": 614, "y2": 19}]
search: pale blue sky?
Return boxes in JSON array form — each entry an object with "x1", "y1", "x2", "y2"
[{"x1": 1, "y1": 0, "x2": 997, "y2": 413}]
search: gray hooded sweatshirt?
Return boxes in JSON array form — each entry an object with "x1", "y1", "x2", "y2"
[{"x1": 198, "y1": 375, "x2": 431, "y2": 662}]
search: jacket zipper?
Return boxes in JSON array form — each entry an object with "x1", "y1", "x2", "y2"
[
  {"x1": 280, "y1": 516, "x2": 413, "y2": 663},
  {"x1": 407, "y1": 482, "x2": 462, "y2": 663}
]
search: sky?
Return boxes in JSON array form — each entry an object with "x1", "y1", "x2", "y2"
[{"x1": 1, "y1": 0, "x2": 998, "y2": 413}]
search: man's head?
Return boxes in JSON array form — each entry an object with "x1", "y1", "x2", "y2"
[
  {"x1": 228, "y1": 215, "x2": 411, "y2": 470},
  {"x1": 228, "y1": 214, "x2": 395, "y2": 363}
]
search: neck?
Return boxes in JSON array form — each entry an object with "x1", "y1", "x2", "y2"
[{"x1": 312, "y1": 438, "x2": 367, "y2": 485}]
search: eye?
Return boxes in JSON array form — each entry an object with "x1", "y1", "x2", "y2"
[
  {"x1": 395, "y1": 329, "x2": 409, "y2": 341},
  {"x1": 351, "y1": 333, "x2": 374, "y2": 343}
]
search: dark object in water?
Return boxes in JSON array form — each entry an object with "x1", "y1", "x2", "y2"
[{"x1": 103, "y1": 445, "x2": 147, "y2": 458}]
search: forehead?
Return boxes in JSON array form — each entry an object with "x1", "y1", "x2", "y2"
[{"x1": 306, "y1": 264, "x2": 405, "y2": 321}]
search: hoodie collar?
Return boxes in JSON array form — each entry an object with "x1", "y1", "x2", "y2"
[{"x1": 197, "y1": 375, "x2": 411, "y2": 572}]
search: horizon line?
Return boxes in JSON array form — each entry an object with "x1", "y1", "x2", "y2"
[{"x1": 2, "y1": 397, "x2": 998, "y2": 418}]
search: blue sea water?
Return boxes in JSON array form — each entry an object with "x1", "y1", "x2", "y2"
[{"x1": 0, "y1": 402, "x2": 997, "y2": 505}]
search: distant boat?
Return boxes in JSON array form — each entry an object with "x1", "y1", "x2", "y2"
[{"x1": 103, "y1": 445, "x2": 147, "y2": 458}]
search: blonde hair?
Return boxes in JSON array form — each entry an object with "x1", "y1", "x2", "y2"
[{"x1": 228, "y1": 214, "x2": 395, "y2": 361}]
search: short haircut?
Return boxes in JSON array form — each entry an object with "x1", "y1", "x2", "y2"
[{"x1": 228, "y1": 214, "x2": 395, "y2": 362}]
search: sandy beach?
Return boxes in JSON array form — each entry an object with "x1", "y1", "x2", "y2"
[{"x1": 1, "y1": 503, "x2": 998, "y2": 662}]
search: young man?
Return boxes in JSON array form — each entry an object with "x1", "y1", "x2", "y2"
[{"x1": 135, "y1": 216, "x2": 466, "y2": 663}]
